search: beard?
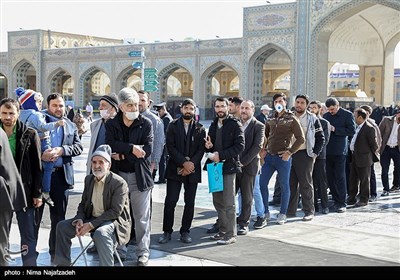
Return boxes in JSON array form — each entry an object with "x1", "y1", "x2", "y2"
[
  {"x1": 182, "y1": 113, "x2": 194, "y2": 120},
  {"x1": 92, "y1": 169, "x2": 107, "y2": 179},
  {"x1": 217, "y1": 111, "x2": 228, "y2": 119}
]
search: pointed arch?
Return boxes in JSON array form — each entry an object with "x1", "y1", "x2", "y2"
[
  {"x1": 200, "y1": 61, "x2": 239, "y2": 119},
  {"x1": 0, "y1": 72, "x2": 8, "y2": 100},
  {"x1": 79, "y1": 66, "x2": 111, "y2": 107},
  {"x1": 13, "y1": 59, "x2": 37, "y2": 90},
  {"x1": 248, "y1": 43, "x2": 291, "y2": 106},
  {"x1": 309, "y1": 0, "x2": 400, "y2": 103},
  {"x1": 116, "y1": 65, "x2": 141, "y2": 91},
  {"x1": 47, "y1": 67, "x2": 73, "y2": 96}
]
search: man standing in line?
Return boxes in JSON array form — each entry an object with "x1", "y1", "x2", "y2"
[
  {"x1": 323, "y1": 97, "x2": 355, "y2": 213},
  {"x1": 37, "y1": 93, "x2": 83, "y2": 262},
  {"x1": 360, "y1": 105, "x2": 382, "y2": 202},
  {"x1": 105, "y1": 87, "x2": 153, "y2": 266},
  {"x1": 153, "y1": 102, "x2": 173, "y2": 184},
  {"x1": 204, "y1": 97, "x2": 245, "y2": 245},
  {"x1": 308, "y1": 100, "x2": 331, "y2": 214},
  {"x1": 158, "y1": 99, "x2": 206, "y2": 244},
  {"x1": 259, "y1": 92, "x2": 305, "y2": 225},
  {"x1": 0, "y1": 128, "x2": 27, "y2": 266},
  {"x1": 235, "y1": 100, "x2": 264, "y2": 235},
  {"x1": 256, "y1": 104, "x2": 272, "y2": 124},
  {"x1": 0, "y1": 98, "x2": 43, "y2": 266},
  {"x1": 138, "y1": 91, "x2": 164, "y2": 178},
  {"x1": 287, "y1": 95, "x2": 324, "y2": 221},
  {"x1": 378, "y1": 109, "x2": 400, "y2": 197},
  {"x1": 86, "y1": 93, "x2": 120, "y2": 175},
  {"x1": 347, "y1": 108, "x2": 379, "y2": 207},
  {"x1": 54, "y1": 145, "x2": 131, "y2": 266}
]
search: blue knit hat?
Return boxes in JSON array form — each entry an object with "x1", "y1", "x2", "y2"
[{"x1": 15, "y1": 87, "x2": 43, "y2": 111}]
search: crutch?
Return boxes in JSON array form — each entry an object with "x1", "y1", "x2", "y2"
[{"x1": 70, "y1": 236, "x2": 93, "y2": 266}]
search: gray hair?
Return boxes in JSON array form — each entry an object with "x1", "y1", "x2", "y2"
[{"x1": 118, "y1": 87, "x2": 139, "y2": 104}]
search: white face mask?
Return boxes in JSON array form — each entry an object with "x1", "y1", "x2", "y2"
[
  {"x1": 99, "y1": 109, "x2": 111, "y2": 119},
  {"x1": 275, "y1": 103, "x2": 284, "y2": 113},
  {"x1": 125, "y1": 111, "x2": 139, "y2": 121}
]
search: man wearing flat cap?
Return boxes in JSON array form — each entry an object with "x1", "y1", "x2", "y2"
[
  {"x1": 54, "y1": 144, "x2": 131, "y2": 266},
  {"x1": 86, "y1": 93, "x2": 120, "y2": 175}
]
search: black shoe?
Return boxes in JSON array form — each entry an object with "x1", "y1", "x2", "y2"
[
  {"x1": 158, "y1": 232, "x2": 171, "y2": 244},
  {"x1": 368, "y1": 195, "x2": 377, "y2": 202},
  {"x1": 389, "y1": 186, "x2": 400, "y2": 192},
  {"x1": 180, "y1": 232, "x2": 192, "y2": 243},
  {"x1": 381, "y1": 190, "x2": 390, "y2": 197},
  {"x1": 206, "y1": 223, "x2": 219, "y2": 234},
  {"x1": 253, "y1": 217, "x2": 267, "y2": 229},
  {"x1": 237, "y1": 226, "x2": 248, "y2": 235},
  {"x1": 42, "y1": 193, "x2": 54, "y2": 207},
  {"x1": 155, "y1": 180, "x2": 166, "y2": 184}
]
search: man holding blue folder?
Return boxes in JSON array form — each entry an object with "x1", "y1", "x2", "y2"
[{"x1": 204, "y1": 97, "x2": 245, "y2": 245}]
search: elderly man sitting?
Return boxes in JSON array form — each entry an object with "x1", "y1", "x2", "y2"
[{"x1": 53, "y1": 144, "x2": 131, "y2": 266}]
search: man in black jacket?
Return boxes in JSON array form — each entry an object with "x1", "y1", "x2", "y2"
[
  {"x1": 105, "y1": 87, "x2": 153, "y2": 266},
  {"x1": 0, "y1": 98, "x2": 42, "y2": 266},
  {"x1": 0, "y1": 127, "x2": 27, "y2": 266},
  {"x1": 158, "y1": 99, "x2": 206, "y2": 244},
  {"x1": 204, "y1": 97, "x2": 245, "y2": 245}
]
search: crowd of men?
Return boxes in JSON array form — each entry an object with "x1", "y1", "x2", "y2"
[{"x1": 0, "y1": 87, "x2": 399, "y2": 266}]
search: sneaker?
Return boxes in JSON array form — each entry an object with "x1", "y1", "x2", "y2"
[
  {"x1": 337, "y1": 206, "x2": 346, "y2": 213},
  {"x1": 368, "y1": 195, "x2": 377, "y2": 202},
  {"x1": 137, "y1": 255, "x2": 149, "y2": 266},
  {"x1": 206, "y1": 223, "x2": 219, "y2": 234},
  {"x1": 276, "y1": 214, "x2": 287, "y2": 225},
  {"x1": 265, "y1": 212, "x2": 271, "y2": 221},
  {"x1": 302, "y1": 214, "x2": 314, "y2": 221},
  {"x1": 381, "y1": 190, "x2": 390, "y2": 197},
  {"x1": 321, "y1": 208, "x2": 329, "y2": 214},
  {"x1": 237, "y1": 226, "x2": 248, "y2": 235},
  {"x1": 217, "y1": 236, "x2": 237, "y2": 245},
  {"x1": 209, "y1": 232, "x2": 225, "y2": 240},
  {"x1": 389, "y1": 186, "x2": 400, "y2": 192},
  {"x1": 253, "y1": 216, "x2": 267, "y2": 229}
]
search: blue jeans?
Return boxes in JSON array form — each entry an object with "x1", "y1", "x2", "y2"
[
  {"x1": 16, "y1": 207, "x2": 38, "y2": 266},
  {"x1": 41, "y1": 139, "x2": 54, "y2": 193},
  {"x1": 259, "y1": 154, "x2": 292, "y2": 215},
  {"x1": 253, "y1": 175, "x2": 265, "y2": 217}
]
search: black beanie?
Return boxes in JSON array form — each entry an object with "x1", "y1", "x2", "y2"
[{"x1": 100, "y1": 93, "x2": 119, "y2": 112}]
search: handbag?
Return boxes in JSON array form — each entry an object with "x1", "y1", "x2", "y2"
[{"x1": 207, "y1": 162, "x2": 224, "y2": 193}]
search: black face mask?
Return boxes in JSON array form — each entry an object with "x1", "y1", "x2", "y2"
[{"x1": 183, "y1": 114, "x2": 194, "y2": 120}]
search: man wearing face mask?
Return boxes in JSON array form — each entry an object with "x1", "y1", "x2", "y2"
[
  {"x1": 259, "y1": 93, "x2": 304, "y2": 225},
  {"x1": 86, "y1": 93, "x2": 120, "y2": 175},
  {"x1": 105, "y1": 87, "x2": 153, "y2": 266}
]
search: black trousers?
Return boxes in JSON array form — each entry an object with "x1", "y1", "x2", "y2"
[
  {"x1": 313, "y1": 158, "x2": 329, "y2": 209},
  {"x1": 162, "y1": 179, "x2": 198, "y2": 234},
  {"x1": 235, "y1": 172, "x2": 255, "y2": 227}
]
